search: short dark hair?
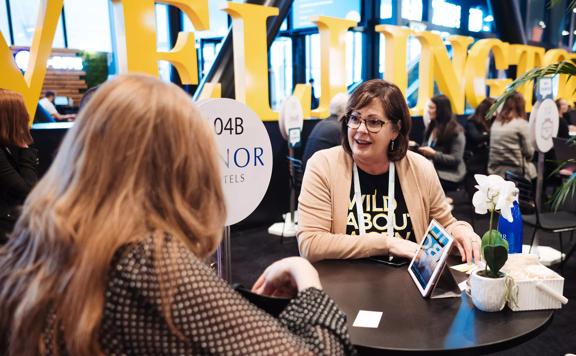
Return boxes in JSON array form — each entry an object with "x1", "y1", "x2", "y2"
[
  {"x1": 340, "y1": 79, "x2": 411, "y2": 162},
  {"x1": 45, "y1": 91, "x2": 55, "y2": 98}
]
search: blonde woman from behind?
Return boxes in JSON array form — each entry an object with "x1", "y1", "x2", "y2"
[{"x1": 0, "y1": 74, "x2": 354, "y2": 356}]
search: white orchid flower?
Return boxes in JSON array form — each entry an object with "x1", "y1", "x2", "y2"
[
  {"x1": 472, "y1": 174, "x2": 517, "y2": 221},
  {"x1": 472, "y1": 174, "x2": 504, "y2": 213},
  {"x1": 495, "y1": 183, "x2": 518, "y2": 222}
]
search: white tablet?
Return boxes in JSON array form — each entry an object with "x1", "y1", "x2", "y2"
[{"x1": 408, "y1": 219, "x2": 455, "y2": 297}]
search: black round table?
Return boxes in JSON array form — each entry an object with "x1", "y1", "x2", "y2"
[{"x1": 314, "y1": 258, "x2": 553, "y2": 354}]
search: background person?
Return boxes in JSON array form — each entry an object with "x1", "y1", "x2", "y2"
[
  {"x1": 555, "y1": 98, "x2": 570, "y2": 139},
  {"x1": 488, "y1": 91, "x2": 536, "y2": 182},
  {"x1": 78, "y1": 85, "x2": 101, "y2": 110},
  {"x1": 302, "y1": 92, "x2": 348, "y2": 169},
  {"x1": 38, "y1": 91, "x2": 75, "y2": 121},
  {"x1": 0, "y1": 75, "x2": 354, "y2": 355},
  {"x1": 309, "y1": 78, "x2": 319, "y2": 109},
  {"x1": 463, "y1": 97, "x2": 495, "y2": 198},
  {"x1": 464, "y1": 97, "x2": 495, "y2": 176},
  {"x1": 418, "y1": 95, "x2": 467, "y2": 192},
  {"x1": 0, "y1": 89, "x2": 38, "y2": 244},
  {"x1": 298, "y1": 79, "x2": 480, "y2": 264}
]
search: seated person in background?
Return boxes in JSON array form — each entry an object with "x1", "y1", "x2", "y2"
[
  {"x1": 302, "y1": 92, "x2": 348, "y2": 169},
  {"x1": 309, "y1": 78, "x2": 319, "y2": 109},
  {"x1": 33, "y1": 102, "x2": 55, "y2": 123},
  {"x1": 0, "y1": 75, "x2": 354, "y2": 355},
  {"x1": 567, "y1": 102, "x2": 576, "y2": 126},
  {"x1": 0, "y1": 89, "x2": 39, "y2": 244},
  {"x1": 488, "y1": 91, "x2": 537, "y2": 182},
  {"x1": 542, "y1": 98, "x2": 572, "y2": 191},
  {"x1": 418, "y1": 95, "x2": 467, "y2": 192},
  {"x1": 555, "y1": 98, "x2": 570, "y2": 139},
  {"x1": 38, "y1": 91, "x2": 75, "y2": 121},
  {"x1": 464, "y1": 97, "x2": 495, "y2": 175},
  {"x1": 78, "y1": 85, "x2": 101, "y2": 110},
  {"x1": 298, "y1": 79, "x2": 480, "y2": 264}
]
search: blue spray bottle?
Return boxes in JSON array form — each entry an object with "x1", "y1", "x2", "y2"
[{"x1": 497, "y1": 200, "x2": 523, "y2": 254}]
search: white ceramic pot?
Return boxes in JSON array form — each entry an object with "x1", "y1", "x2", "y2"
[{"x1": 470, "y1": 269, "x2": 507, "y2": 312}]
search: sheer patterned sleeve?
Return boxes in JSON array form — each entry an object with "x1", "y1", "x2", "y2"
[{"x1": 102, "y1": 238, "x2": 355, "y2": 355}]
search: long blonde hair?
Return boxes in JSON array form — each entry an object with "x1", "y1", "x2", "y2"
[{"x1": 0, "y1": 74, "x2": 226, "y2": 355}]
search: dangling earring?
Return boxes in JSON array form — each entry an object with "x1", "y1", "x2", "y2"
[{"x1": 389, "y1": 140, "x2": 395, "y2": 152}]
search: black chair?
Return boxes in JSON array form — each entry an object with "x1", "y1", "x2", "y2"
[
  {"x1": 33, "y1": 103, "x2": 54, "y2": 123},
  {"x1": 505, "y1": 170, "x2": 576, "y2": 270}
]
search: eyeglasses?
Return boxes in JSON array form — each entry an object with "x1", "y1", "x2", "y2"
[{"x1": 346, "y1": 111, "x2": 388, "y2": 133}]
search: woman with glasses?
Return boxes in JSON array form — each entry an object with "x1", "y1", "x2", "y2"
[{"x1": 298, "y1": 80, "x2": 480, "y2": 264}]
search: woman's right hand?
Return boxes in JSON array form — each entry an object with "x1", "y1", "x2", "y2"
[
  {"x1": 387, "y1": 237, "x2": 420, "y2": 260},
  {"x1": 251, "y1": 257, "x2": 322, "y2": 298}
]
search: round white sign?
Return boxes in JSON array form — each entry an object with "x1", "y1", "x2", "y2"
[
  {"x1": 197, "y1": 99, "x2": 273, "y2": 226},
  {"x1": 278, "y1": 96, "x2": 304, "y2": 141},
  {"x1": 530, "y1": 98, "x2": 559, "y2": 153}
]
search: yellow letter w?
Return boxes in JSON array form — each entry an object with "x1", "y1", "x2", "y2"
[{"x1": 0, "y1": 0, "x2": 64, "y2": 124}]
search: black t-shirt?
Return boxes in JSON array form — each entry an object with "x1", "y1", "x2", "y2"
[{"x1": 346, "y1": 166, "x2": 415, "y2": 242}]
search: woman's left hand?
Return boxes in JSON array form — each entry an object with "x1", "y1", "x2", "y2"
[
  {"x1": 453, "y1": 231, "x2": 482, "y2": 264},
  {"x1": 418, "y1": 146, "x2": 436, "y2": 158}
]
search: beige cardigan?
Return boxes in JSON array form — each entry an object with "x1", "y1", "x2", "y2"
[{"x1": 297, "y1": 146, "x2": 474, "y2": 262}]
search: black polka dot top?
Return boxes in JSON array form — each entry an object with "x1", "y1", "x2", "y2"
[{"x1": 44, "y1": 235, "x2": 356, "y2": 355}]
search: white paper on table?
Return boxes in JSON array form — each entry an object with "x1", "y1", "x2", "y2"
[
  {"x1": 450, "y1": 262, "x2": 482, "y2": 274},
  {"x1": 352, "y1": 310, "x2": 383, "y2": 328}
]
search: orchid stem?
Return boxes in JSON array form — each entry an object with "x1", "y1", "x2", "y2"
[{"x1": 485, "y1": 209, "x2": 495, "y2": 276}]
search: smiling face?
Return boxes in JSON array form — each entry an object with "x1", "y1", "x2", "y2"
[{"x1": 347, "y1": 98, "x2": 399, "y2": 171}]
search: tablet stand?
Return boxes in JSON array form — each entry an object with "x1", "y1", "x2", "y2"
[{"x1": 430, "y1": 264, "x2": 461, "y2": 299}]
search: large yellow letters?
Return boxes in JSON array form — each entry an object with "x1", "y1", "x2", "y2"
[
  {"x1": 413, "y1": 32, "x2": 472, "y2": 115},
  {"x1": 223, "y1": 3, "x2": 278, "y2": 120},
  {"x1": 0, "y1": 0, "x2": 63, "y2": 123},
  {"x1": 375, "y1": 25, "x2": 411, "y2": 98},
  {"x1": 311, "y1": 16, "x2": 357, "y2": 118},
  {"x1": 509, "y1": 45, "x2": 544, "y2": 112},
  {"x1": 111, "y1": 0, "x2": 208, "y2": 84},
  {"x1": 2, "y1": 2, "x2": 576, "y2": 122},
  {"x1": 464, "y1": 39, "x2": 510, "y2": 108}
]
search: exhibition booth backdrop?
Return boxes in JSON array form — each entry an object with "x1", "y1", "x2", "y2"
[{"x1": 2, "y1": 0, "x2": 575, "y2": 228}]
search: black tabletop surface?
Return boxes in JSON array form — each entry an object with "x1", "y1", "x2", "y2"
[{"x1": 315, "y1": 258, "x2": 553, "y2": 354}]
